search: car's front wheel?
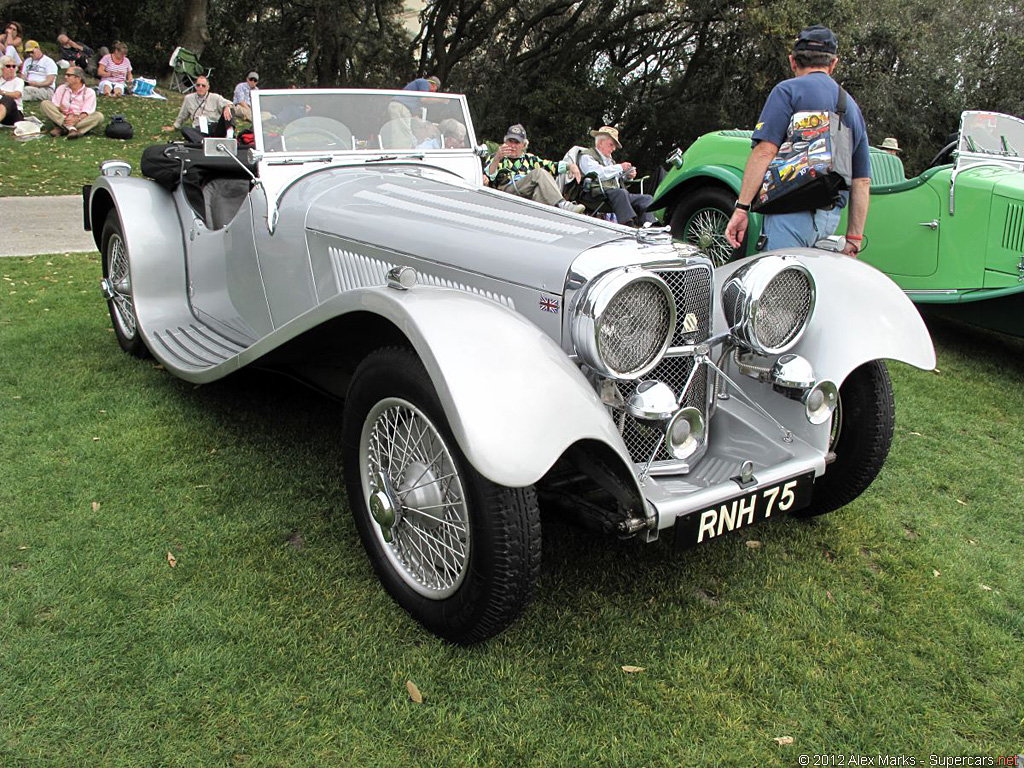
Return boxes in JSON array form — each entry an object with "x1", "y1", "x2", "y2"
[
  {"x1": 798, "y1": 361, "x2": 895, "y2": 518},
  {"x1": 669, "y1": 186, "x2": 742, "y2": 267},
  {"x1": 101, "y1": 216, "x2": 148, "y2": 357},
  {"x1": 342, "y1": 347, "x2": 541, "y2": 644}
]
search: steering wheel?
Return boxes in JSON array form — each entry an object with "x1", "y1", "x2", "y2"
[
  {"x1": 926, "y1": 140, "x2": 957, "y2": 169},
  {"x1": 282, "y1": 127, "x2": 350, "y2": 151}
]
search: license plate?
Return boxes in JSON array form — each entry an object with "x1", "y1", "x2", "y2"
[{"x1": 675, "y1": 472, "x2": 815, "y2": 550}]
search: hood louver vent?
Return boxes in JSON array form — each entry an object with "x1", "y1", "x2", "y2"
[{"x1": 1003, "y1": 202, "x2": 1024, "y2": 252}]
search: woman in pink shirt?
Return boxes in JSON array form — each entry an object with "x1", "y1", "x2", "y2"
[{"x1": 97, "y1": 41, "x2": 132, "y2": 96}]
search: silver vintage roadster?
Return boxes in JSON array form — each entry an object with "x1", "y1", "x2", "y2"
[{"x1": 85, "y1": 89, "x2": 935, "y2": 643}]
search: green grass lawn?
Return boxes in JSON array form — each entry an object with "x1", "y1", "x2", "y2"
[
  {"x1": 1, "y1": 253, "x2": 1022, "y2": 765},
  {"x1": 0, "y1": 90, "x2": 186, "y2": 197}
]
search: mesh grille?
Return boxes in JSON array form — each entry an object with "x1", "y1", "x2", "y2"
[
  {"x1": 614, "y1": 265, "x2": 713, "y2": 465},
  {"x1": 755, "y1": 269, "x2": 813, "y2": 351},
  {"x1": 598, "y1": 280, "x2": 672, "y2": 374}
]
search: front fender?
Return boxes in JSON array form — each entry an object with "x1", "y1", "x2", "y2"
[
  {"x1": 715, "y1": 250, "x2": 937, "y2": 384},
  {"x1": 651, "y1": 163, "x2": 743, "y2": 212},
  {"x1": 273, "y1": 285, "x2": 640, "y2": 495}
]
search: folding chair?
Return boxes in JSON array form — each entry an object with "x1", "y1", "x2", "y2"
[{"x1": 168, "y1": 46, "x2": 213, "y2": 94}]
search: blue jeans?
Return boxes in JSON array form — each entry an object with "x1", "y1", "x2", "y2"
[{"x1": 762, "y1": 207, "x2": 842, "y2": 250}]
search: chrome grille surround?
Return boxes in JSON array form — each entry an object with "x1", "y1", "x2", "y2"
[
  {"x1": 615, "y1": 263, "x2": 714, "y2": 469},
  {"x1": 722, "y1": 255, "x2": 815, "y2": 355},
  {"x1": 571, "y1": 268, "x2": 676, "y2": 379}
]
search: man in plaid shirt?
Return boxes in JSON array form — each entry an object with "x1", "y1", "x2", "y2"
[{"x1": 486, "y1": 124, "x2": 585, "y2": 213}]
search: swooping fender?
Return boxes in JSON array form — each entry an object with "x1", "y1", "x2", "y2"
[
  {"x1": 311, "y1": 286, "x2": 641, "y2": 493},
  {"x1": 715, "y1": 249, "x2": 937, "y2": 385},
  {"x1": 651, "y1": 163, "x2": 743, "y2": 211}
]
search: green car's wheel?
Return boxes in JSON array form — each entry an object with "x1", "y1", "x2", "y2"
[
  {"x1": 797, "y1": 361, "x2": 895, "y2": 518},
  {"x1": 670, "y1": 187, "x2": 741, "y2": 267},
  {"x1": 342, "y1": 347, "x2": 542, "y2": 644}
]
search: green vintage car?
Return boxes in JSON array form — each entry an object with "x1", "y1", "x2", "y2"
[{"x1": 651, "y1": 111, "x2": 1024, "y2": 336}]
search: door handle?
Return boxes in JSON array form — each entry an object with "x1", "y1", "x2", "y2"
[{"x1": 918, "y1": 219, "x2": 939, "y2": 230}]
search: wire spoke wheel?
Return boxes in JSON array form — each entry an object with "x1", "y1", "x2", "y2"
[
  {"x1": 107, "y1": 234, "x2": 137, "y2": 340},
  {"x1": 361, "y1": 397, "x2": 470, "y2": 598},
  {"x1": 684, "y1": 207, "x2": 733, "y2": 267}
]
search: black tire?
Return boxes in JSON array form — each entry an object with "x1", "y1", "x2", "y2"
[
  {"x1": 101, "y1": 216, "x2": 149, "y2": 358},
  {"x1": 798, "y1": 361, "x2": 895, "y2": 518},
  {"x1": 342, "y1": 347, "x2": 541, "y2": 644},
  {"x1": 669, "y1": 186, "x2": 746, "y2": 267}
]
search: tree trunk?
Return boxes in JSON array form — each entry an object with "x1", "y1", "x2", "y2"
[{"x1": 180, "y1": 0, "x2": 211, "y2": 58}]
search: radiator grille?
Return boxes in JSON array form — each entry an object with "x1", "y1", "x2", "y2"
[
  {"x1": 616, "y1": 263, "x2": 713, "y2": 466},
  {"x1": 1003, "y1": 202, "x2": 1024, "y2": 252}
]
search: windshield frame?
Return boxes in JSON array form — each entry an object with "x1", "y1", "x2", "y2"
[
  {"x1": 250, "y1": 88, "x2": 478, "y2": 157},
  {"x1": 956, "y1": 110, "x2": 1024, "y2": 171}
]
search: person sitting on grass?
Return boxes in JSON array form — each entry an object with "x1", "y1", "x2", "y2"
[
  {"x1": 40, "y1": 66, "x2": 103, "y2": 140},
  {"x1": 56, "y1": 33, "x2": 94, "y2": 71},
  {"x1": 0, "y1": 55, "x2": 24, "y2": 126},
  {"x1": 20, "y1": 40, "x2": 57, "y2": 101},
  {"x1": 97, "y1": 41, "x2": 132, "y2": 97},
  {"x1": 1, "y1": 21, "x2": 22, "y2": 63}
]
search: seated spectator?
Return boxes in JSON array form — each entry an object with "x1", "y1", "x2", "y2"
[
  {"x1": 162, "y1": 75, "x2": 235, "y2": 138},
  {"x1": 385, "y1": 75, "x2": 441, "y2": 146},
  {"x1": 232, "y1": 71, "x2": 258, "y2": 122},
  {"x1": 56, "y1": 33, "x2": 93, "y2": 71},
  {"x1": 486, "y1": 124, "x2": 585, "y2": 213},
  {"x1": 577, "y1": 126, "x2": 654, "y2": 227},
  {"x1": 20, "y1": 40, "x2": 57, "y2": 101},
  {"x1": 97, "y1": 42, "x2": 132, "y2": 97},
  {"x1": 0, "y1": 55, "x2": 24, "y2": 125},
  {"x1": 40, "y1": 66, "x2": 104, "y2": 139},
  {"x1": 1, "y1": 21, "x2": 22, "y2": 63},
  {"x1": 439, "y1": 118, "x2": 467, "y2": 148}
]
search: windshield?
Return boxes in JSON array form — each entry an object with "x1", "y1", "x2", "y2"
[
  {"x1": 958, "y1": 111, "x2": 1024, "y2": 158},
  {"x1": 251, "y1": 89, "x2": 475, "y2": 154}
]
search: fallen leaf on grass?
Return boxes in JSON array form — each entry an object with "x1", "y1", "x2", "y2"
[
  {"x1": 933, "y1": 569, "x2": 940, "y2": 578},
  {"x1": 773, "y1": 736, "x2": 793, "y2": 746},
  {"x1": 406, "y1": 679, "x2": 423, "y2": 704},
  {"x1": 745, "y1": 540, "x2": 761, "y2": 549},
  {"x1": 909, "y1": 431, "x2": 922, "y2": 436},
  {"x1": 18, "y1": 545, "x2": 29, "y2": 551},
  {"x1": 966, "y1": 538, "x2": 978, "y2": 545},
  {"x1": 979, "y1": 584, "x2": 992, "y2": 591},
  {"x1": 956, "y1": 499, "x2": 967, "y2": 506},
  {"x1": 167, "y1": 551, "x2": 177, "y2": 568},
  {"x1": 825, "y1": 590, "x2": 834, "y2": 602},
  {"x1": 153, "y1": 364, "x2": 164, "y2": 370},
  {"x1": 91, "y1": 502, "x2": 101, "y2": 512},
  {"x1": 92, "y1": 437, "x2": 100, "y2": 442},
  {"x1": 621, "y1": 665, "x2": 645, "y2": 673}
]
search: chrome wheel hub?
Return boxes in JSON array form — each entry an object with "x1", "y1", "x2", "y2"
[
  {"x1": 359, "y1": 397, "x2": 470, "y2": 599},
  {"x1": 105, "y1": 234, "x2": 137, "y2": 339},
  {"x1": 685, "y1": 208, "x2": 733, "y2": 267}
]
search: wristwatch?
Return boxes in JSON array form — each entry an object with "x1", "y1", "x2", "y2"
[{"x1": 734, "y1": 200, "x2": 751, "y2": 211}]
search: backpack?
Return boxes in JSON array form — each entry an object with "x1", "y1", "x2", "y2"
[
  {"x1": 105, "y1": 115, "x2": 134, "y2": 140},
  {"x1": 751, "y1": 88, "x2": 853, "y2": 215}
]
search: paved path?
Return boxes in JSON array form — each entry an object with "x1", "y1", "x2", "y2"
[{"x1": 0, "y1": 195, "x2": 98, "y2": 257}]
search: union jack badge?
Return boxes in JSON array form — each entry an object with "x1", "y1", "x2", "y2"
[{"x1": 539, "y1": 296, "x2": 560, "y2": 314}]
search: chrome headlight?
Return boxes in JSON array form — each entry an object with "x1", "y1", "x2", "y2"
[
  {"x1": 572, "y1": 268, "x2": 676, "y2": 379},
  {"x1": 721, "y1": 255, "x2": 815, "y2": 355}
]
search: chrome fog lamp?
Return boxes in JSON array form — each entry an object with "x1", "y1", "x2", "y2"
[
  {"x1": 626, "y1": 380, "x2": 678, "y2": 421},
  {"x1": 721, "y1": 255, "x2": 815, "y2": 355},
  {"x1": 665, "y1": 407, "x2": 705, "y2": 460},
  {"x1": 572, "y1": 268, "x2": 676, "y2": 379},
  {"x1": 804, "y1": 380, "x2": 839, "y2": 425},
  {"x1": 771, "y1": 353, "x2": 816, "y2": 396},
  {"x1": 100, "y1": 160, "x2": 132, "y2": 178}
]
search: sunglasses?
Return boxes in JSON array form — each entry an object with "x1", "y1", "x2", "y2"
[{"x1": 2, "y1": 64, "x2": 14, "y2": 69}]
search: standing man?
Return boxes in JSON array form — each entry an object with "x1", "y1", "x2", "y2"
[
  {"x1": 577, "y1": 126, "x2": 654, "y2": 226},
  {"x1": 20, "y1": 40, "x2": 57, "y2": 101},
  {"x1": 163, "y1": 75, "x2": 235, "y2": 138},
  {"x1": 487, "y1": 124, "x2": 584, "y2": 213},
  {"x1": 233, "y1": 71, "x2": 258, "y2": 122},
  {"x1": 725, "y1": 25, "x2": 870, "y2": 257},
  {"x1": 39, "y1": 66, "x2": 103, "y2": 139}
]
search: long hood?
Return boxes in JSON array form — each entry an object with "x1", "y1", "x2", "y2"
[{"x1": 295, "y1": 165, "x2": 625, "y2": 292}]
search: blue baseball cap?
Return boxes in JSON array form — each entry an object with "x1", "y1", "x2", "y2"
[{"x1": 794, "y1": 25, "x2": 838, "y2": 54}]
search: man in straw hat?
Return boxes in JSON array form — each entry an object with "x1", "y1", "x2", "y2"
[
  {"x1": 577, "y1": 126, "x2": 654, "y2": 226},
  {"x1": 877, "y1": 137, "x2": 901, "y2": 156},
  {"x1": 725, "y1": 24, "x2": 871, "y2": 257}
]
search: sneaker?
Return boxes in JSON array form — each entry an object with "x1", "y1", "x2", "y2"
[
  {"x1": 557, "y1": 200, "x2": 586, "y2": 214},
  {"x1": 66, "y1": 128, "x2": 80, "y2": 140}
]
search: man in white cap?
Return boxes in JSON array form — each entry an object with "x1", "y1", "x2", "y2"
[
  {"x1": 233, "y1": 71, "x2": 259, "y2": 122},
  {"x1": 577, "y1": 126, "x2": 654, "y2": 226},
  {"x1": 487, "y1": 123, "x2": 584, "y2": 213},
  {"x1": 20, "y1": 40, "x2": 57, "y2": 101}
]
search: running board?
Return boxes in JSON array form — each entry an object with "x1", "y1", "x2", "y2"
[{"x1": 150, "y1": 322, "x2": 249, "y2": 372}]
